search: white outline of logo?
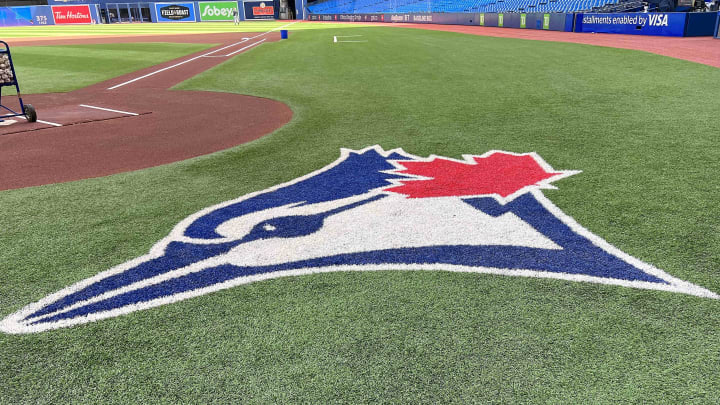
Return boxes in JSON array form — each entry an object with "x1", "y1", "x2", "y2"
[{"x1": 1, "y1": 146, "x2": 717, "y2": 334}]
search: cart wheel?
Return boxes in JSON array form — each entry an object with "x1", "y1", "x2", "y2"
[{"x1": 24, "y1": 104, "x2": 37, "y2": 123}]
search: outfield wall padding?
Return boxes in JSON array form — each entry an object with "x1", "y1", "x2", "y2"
[
  {"x1": 308, "y1": 12, "x2": 573, "y2": 31},
  {"x1": 0, "y1": 4, "x2": 102, "y2": 26},
  {"x1": 429, "y1": 12, "x2": 478, "y2": 25},
  {"x1": 0, "y1": 5, "x2": 54, "y2": 26},
  {"x1": 716, "y1": 11, "x2": 719, "y2": 38},
  {"x1": 503, "y1": 13, "x2": 521, "y2": 28},
  {"x1": 684, "y1": 12, "x2": 717, "y2": 36},
  {"x1": 575, "y1": 12, "x2": 687, "y2": 36},
  {"x1": 482, "y1": 12, "x2": 499, "y2": 27}
]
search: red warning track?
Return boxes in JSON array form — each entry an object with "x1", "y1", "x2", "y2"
[
  {"x1": 307, "y1": 21, "x2": 720, "y2": 68},
  {"x1": 409, "y1": 24, "x2": 720, "y2": 68},
  {"x1": 0, "y1": 32, "x2": 292, "y2": 191}
]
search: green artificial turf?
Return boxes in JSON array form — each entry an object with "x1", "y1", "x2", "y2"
[
  {"x1": 9, "y1": 43, "x2": 214, "y2": 94},
  {"x1": 0, "y1": 21, "x2": 366, "y2": 37},
  {"x1": 2, "y1": 27, "x2": 720, "y2": 402}
]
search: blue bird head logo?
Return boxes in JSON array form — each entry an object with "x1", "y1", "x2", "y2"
[{"x1": 2, "y1": 146, "x2": 716, "y2": 333}]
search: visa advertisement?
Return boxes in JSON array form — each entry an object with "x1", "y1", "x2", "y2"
[
  {"x1": 0, "y1": 6, "x2": 55, "y2": 26},
  {"x1": 199, "y1": 1, "x2": 239, "y2": 21},
  {"x1": 154, "y1": 2, "x2": 197, "y2": 22},
  {"x1": 575, "y1": 13, "x2": 687, "y2": 36},
  {"x1": 51, "y1": 5, "x2": 92, "y2": 24},
  {"x1": 243, "y1": 0, "x2": 276, "y2": 20}
]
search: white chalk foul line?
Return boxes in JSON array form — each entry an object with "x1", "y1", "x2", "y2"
[
  {"x1": 201, "y1": 38, "x2": 267, "y2": 57},
  {"x1": 106, "y1": 22, "x2": 296, "y2": 91},
  {"x1": 334, "y1": 35, "x2": 367, "y2": 43},
  {"x1": 16, "y1": 116, "x2": 62, "y2": 127},
  {"x1": 38, "y1": 119, "x2": 62, "y2": 127},
  {"x1": 224, "y1": 38, "x2": 266, "y2": 56},
  {"x1": 79, "y1": 104, "x2": 138, "y2": 116},
  {"x1": 106, "y1": 41, "x2": 247, "y2": 90}
]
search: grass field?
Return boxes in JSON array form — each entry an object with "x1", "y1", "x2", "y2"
[
  {"x1": 0, "y1": 21, "x2": 363, "y2": 37},
  {"x1": 11, "y1": 43, "x2": 213, "y2": 94},
  {"x1": 2, "y1": 23, "x2": 720, "y2": 402}
]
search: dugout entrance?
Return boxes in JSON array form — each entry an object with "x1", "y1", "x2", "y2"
[{"x1": 102, "y1": 2, "x2": 152, "y2": 23}]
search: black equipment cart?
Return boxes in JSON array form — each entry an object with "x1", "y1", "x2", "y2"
[{"x1": 0, "y1": 40, "x2": 36, "y2": 123}]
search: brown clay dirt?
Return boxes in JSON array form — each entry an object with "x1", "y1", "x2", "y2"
[
  {"x1": 2, "y1": 25, "x2": 717, "y2": 190},
  {"x1": 0, "y1": 32, "x2": 292, "y2": 191}
]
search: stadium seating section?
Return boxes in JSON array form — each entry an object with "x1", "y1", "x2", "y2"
[{"x1": 307, "y1": 0, "x2": 636, "y2": 14}]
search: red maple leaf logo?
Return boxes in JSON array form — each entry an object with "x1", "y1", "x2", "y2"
[{"x1": 384, "y1": 151, "x2": 578, "y2": 201}]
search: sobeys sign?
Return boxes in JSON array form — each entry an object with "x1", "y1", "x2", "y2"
[{"x1": 199, "y1": 1, "x2": 238, "y2": 21}]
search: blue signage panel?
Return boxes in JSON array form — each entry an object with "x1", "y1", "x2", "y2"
[
  {"x1": 684, "y1": 12, "x2": 717, "y2": 36},
  {"x1": 0, "y1": 6, "x2": 55, "y2": 26},
  {"x1": 715, "y1": 11, "x2": 719, "y2": 38},
  {"x1": 46, "y1": 0, "x2": 92, "y2": 4},
  {"x1": 575, "y1": 13, "x2": 687, "y2": 36},
  {"x1": 154, "y1": 2, "x2": 197, "y2": 22}
]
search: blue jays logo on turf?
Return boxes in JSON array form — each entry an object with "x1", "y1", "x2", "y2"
[{"x1": 2, "y1": 146, "x2": 717, "y2": 333}]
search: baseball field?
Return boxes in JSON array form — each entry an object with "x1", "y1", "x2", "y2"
[{"x1": 1, "y1": 21, "x2": 720, "y2": 402}]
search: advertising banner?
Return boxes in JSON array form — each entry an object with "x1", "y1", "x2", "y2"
[
  {"x1": 334, "y1": 14, "x2": 384, "y2": 22},
  {"x1": 0, "y1": 6, "x2": 54, "y2": 26},
  {"x1": 382, "y1": 13, "x2": 433, "y2": 23},
  {"x1": 410, "y1": 13, "x2": 432, "y2": 23},
  {"x1": 155, "y1": 2, "x2": 197, "y2": 22},
  {"x1": 387, "y1": 13, "x2": 411, "y2": 23},
  {"x1": 575, "y1": 13, "x2": 686, "y2": 36},
  {"x1": 51, "y1": 5, "x2": 92, "y2": 24},
  {"x1": 199, "y1": 1, "x2": 239, "y2": 21},
  {"x1": 305, "y1": 12, "x2": 572, "y2": 31},
  {"x1": 307, "y1": 14, "x2": 335, "y2": 21},
  {"x1": 243, "y1": 1, "x2": 276, "y2": 20}
]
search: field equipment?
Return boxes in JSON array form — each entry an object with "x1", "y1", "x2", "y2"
[{"x1": 0, "y1": 40, "x2": 36, "y2": 123}]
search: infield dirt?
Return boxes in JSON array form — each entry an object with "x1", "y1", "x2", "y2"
[{"x1": 0, "y1": 32, "x2": 292, "y2": 191}]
